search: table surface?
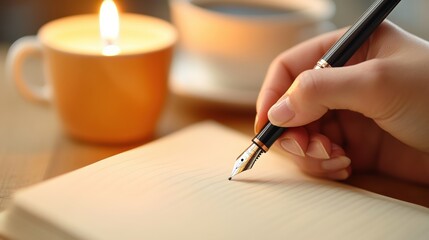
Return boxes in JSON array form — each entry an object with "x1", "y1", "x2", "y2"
[{"x1": 0, "y1": 42, "x2": 428, "y2": 236}]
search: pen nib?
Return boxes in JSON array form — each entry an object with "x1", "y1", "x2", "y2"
[{"x1": 229, "y1": 143, "x2": 264, "y2": 180}]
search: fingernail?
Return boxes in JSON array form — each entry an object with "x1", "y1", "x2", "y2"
[
  {"x1": 321, "y1": 156, "x2": 351, "y2": 171},
  {"x1": 306, "y1": 140, "x2": 330, "y2": 159},
  {"x1": 280, "y1": 138, "x2": 305, "y2": 157},
  {"x1": 327, "y1": 170, "x2": 349, "y2": 180},
  {"x1": 268, "y1": 97, "x2": 295, "y2": 125}
]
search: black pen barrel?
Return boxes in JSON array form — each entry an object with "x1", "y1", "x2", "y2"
[
  {"x1": 254, "y1": 122, "x2": 286, "y2": 150},
  {"x1": 323, "y1": 0, "x2": 402, "y2": 67}
]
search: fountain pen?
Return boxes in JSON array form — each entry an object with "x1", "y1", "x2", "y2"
[{"x1": 229, "y1": 0, "x2": 402, "y2": 180}]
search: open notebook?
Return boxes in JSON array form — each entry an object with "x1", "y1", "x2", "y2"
[{"x1": 1, "y1": 121, "x2": 428, "y2": 240}]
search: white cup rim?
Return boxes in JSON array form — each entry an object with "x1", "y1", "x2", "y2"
[{"x1": 172, "y1": 0, "x2": 336, "y2": 22}]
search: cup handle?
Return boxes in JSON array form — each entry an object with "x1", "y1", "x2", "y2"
[{"x1": 6, "y1": 36, "x2": 51, "y2": 103}]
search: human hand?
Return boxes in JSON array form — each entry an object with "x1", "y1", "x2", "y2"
[{"x1": 255, "y1": 21, "x2": 429, "y2": 185}]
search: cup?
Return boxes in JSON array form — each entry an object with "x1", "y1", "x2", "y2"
[
  {"x1": 6, "y1": 14, "x2": 177, "y2": 144},
  {"x1": 170, "y1": 0, "x2": 335, "y2": 90}
]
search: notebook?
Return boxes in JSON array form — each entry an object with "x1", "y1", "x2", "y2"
[{"x1": 1, "y1": 121, "x2": 428, "y2": 240}]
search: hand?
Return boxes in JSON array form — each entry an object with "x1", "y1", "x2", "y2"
[{"x1": 255, "y1": 21, "x2": 429, "y2": 185}]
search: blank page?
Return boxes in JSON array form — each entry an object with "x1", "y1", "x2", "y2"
[{"x1": 3, "y1": 121, "x2": 429, "y2": 240}]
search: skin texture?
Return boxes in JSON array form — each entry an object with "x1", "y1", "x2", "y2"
[{"x1": 255, "y1": 21, "x2": 429, "y2": 185}]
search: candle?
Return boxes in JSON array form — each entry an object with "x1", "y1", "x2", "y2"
[
  {"x1": 99, "y1": 0, "x2": 120, "y2": 55},
  {"x1": 8, "y1": 0, "x2": 177, "y2": 144},
  {"x1": 40, "y1": 1, "x2": 176, "y2": 57}
]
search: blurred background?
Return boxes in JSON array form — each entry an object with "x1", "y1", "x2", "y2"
[
  {"x1": 0, "y1": 0, "x2": 428, "y2": 43},
  {"x1": 0, "y1": 0, "x2": 428, "y2": 210}
]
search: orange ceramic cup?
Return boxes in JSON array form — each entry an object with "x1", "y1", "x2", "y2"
[{"x1": 6, "y1": 14, "x2": 177, "y2": 144}]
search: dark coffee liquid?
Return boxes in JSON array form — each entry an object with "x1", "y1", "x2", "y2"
[{"x1": 194, "y1": 2, "x2": 295, "y2": 16}]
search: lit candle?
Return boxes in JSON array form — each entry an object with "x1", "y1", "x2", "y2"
[
  {"x1": 39, "y1": 1, "x2": 176, "y2": 57},
  {"x1": 99, "y1": 0, "x2": 121, "y2": 56},
  {"x1": 7, "y1": 0, "x2": 177, "y2": 144}
]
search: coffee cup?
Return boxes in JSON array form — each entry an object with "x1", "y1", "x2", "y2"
[{"x1": 170, "y1": 0, "x2": 335, "y2": 90}]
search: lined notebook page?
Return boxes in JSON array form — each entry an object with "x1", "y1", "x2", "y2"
[{"x1": 6, "y1": 122, "x2": 429, "y2": 240}]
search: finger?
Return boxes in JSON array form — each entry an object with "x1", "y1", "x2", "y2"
[
  {"x1": 292, "y1": 154, "x2": 351, "y2": 179},
  {"x1": 279, "y1": 132, "x2": 351, "y2": 178},
  {"x1": 276, "y1": 127, "x2": 308, "y2": 157},
  {"x1": 307, "y1": 168, "x2": 351, "y2": 181},
  {"x1": 255, "y1": 28, "x2": 352, "y2": 131},
  {"x1": 276, "y1": 128, "x2": 332, "y2": 159},
  {"x1": 325, "y1": 168, "x2": 351, "y2": 180},
  {"x1": 268, "y1": 59, "x2": 395, "y2": 127},
  {"x1": 276, "y1": 128, "x2": 332, "y2": 160},
  {"x1": 305, "y1": 133, "x2": 331, "y2": 159}
]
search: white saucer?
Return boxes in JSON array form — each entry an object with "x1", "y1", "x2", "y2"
[{"x1": 169, "y1": 51, "x2": 260, "y2": 109}]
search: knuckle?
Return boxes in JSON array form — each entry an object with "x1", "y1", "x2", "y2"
[
  {"x1": 367, "y1": 60, "x2": 390, "y2": 86},
  {"x1": 296, "y1": 70, "x2": 324, "y2": 97}
]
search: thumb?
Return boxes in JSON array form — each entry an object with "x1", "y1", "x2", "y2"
[{"x1": 268, "y1": 60, "x2": 389, "y2": 127}]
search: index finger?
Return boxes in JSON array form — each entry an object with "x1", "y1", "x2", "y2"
[{"x1": 255, "y1": 27, "x2": 350, "y2": 131}]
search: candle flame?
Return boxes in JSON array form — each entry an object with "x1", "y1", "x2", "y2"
[{"x1": 100, "y1": 0, "x2": 120, "y2": 56}]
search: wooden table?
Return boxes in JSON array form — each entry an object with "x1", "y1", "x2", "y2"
[
  {"x1": 0, "y1": 42, "x2": 428, "y2": 226},
  {"x1": 0, "y1": 43, "x2": 256, "y2": 212}
]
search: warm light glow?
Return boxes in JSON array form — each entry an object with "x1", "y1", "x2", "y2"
[{"x1": 100, "y1": 0, "x2": 120, "y2": 56}]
